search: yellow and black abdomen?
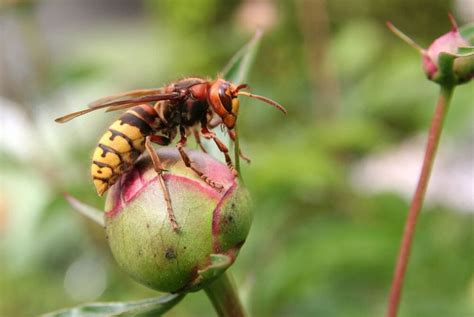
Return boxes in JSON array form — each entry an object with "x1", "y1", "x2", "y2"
[{"x1": 91, "y1": 104, "x2": 157, "y2": 195}]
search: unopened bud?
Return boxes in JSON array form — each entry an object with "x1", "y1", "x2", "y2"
[
  {"x1": 388, "y1": 15, "x2": 473, "y2": 86},
  {"x1": 104, "y1": 148, "x2": 252, "y2": 293}
]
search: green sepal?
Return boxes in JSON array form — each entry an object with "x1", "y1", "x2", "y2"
[
  {"x1": 457, "y1": 46, "x2": 474, "y2": 55},
  {"x1": 65, "y1": 194, "x2": 104, "y2": 226},
  {"x1": 433, "y1": 51, "x2": 474, "y2": 86},
  {"x1": 42, "y1": 293, "x2": 185, "y2": 317},
  {"x1": 453, "y1": 53, "x2": 474, "y2": 84},
  {"x1": 198, "y1": 254, "x2": 234, "y2": 281},
  {"x1": 460, "y1": 23, "x2": 474, "y2": 45},
  {"x1": 184, "y1": 253, "x2": 234, "y2": 292},
  {"x1": 433, "y1": 52, "x2": 457, "y2": 86}
]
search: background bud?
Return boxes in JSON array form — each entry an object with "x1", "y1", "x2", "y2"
[
  {"x1": 422, "y1": 26, "x2": 469, "y2": 80},
  {"x1": 422, "y1": 26, "x2": 472, "y2": 85},
  {"x1": 104, "y1": 148, "x2": 251, "y2": 293},
  {"x1": 388, "y1": 17, "x2": 473, "y2": 86}
]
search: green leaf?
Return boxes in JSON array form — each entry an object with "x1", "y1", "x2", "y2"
[
  {"x1": 460, "y1": 23, "x2": 474, "y2": 45},
  {"x1": 65, "y1": 194, "x2": 105, "y2": 226},
  {"x1": 222, "y1": 29, "x2": 263, "y2": 84},
  {"x1": 220, "y1": 30, "x2": 264, "y2": 176},
  {"x1": 42, "y1": 293, "x2": 185, "y2": 317}
]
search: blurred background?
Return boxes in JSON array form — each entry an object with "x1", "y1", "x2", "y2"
[{"x1": 0, "y1": 0, "x2": 473, "y2": 316}]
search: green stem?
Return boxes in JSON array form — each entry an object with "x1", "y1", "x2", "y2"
[
  {"x1": 386, "y1": 85, "x2": 454, "y2": 317},
  {"x1": 234, "y1": 125, "x2": 241, "y2": 176},
  {"x1": 204, "y1": 271, "x2": 246, "y2": 317}
]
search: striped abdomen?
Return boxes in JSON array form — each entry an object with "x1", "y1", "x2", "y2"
[{"x1": 91, "y1": 104, "x2": 158, "y2": 195}]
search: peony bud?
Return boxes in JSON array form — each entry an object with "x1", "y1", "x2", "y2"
[
  {"x1": 104, "y1": 148, "x2": 251, "y2": 293},
  {"x1": 388, "y1": 15, "x2": 473, "y2": 86},
  {"x1": 422, "y1": 25, "x2": 469, "y2": 80}
]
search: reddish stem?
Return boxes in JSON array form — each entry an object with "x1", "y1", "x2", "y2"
[{"x1": 386, "y1": 85, "x2": 454, "y2": 317}]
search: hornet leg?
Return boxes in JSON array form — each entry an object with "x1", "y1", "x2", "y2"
[
  {"x1": 177, "y1": 127, "x2": 223, "y2": 191},
  {"x1": 201, "y1": 127, "x2": 238, "y2": 177},
  {"x1": 145, "y1": 136, "x2": 179, "y2": 232},
  {"x1": 192, "y1": 128, "x2": 208, "y2": 153}
]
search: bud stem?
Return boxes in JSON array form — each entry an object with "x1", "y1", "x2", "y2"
[
  {"x1": 234, "y1": 125, "x2": 242, "y2": 177},
  {"x1": 386, "y1": 85, "x2": 454, "y2": 317},
  {"x1": 204, "y1": 271, "x2": 246, "y2": 317}
]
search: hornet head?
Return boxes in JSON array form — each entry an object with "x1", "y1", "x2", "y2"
[{"x1": 208, "y1": 78, "x2": 287, "y2": 129}]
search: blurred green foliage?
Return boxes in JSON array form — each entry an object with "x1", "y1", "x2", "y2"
[{"x1": 0, "y1": 0, "x2": 472, "y2": 316}]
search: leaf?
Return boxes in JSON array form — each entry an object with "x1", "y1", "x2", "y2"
[
  {"x1": 42, "y1": 293, "x2": 185, "y2": 317},
  {"x1": 460, "y1": 23, "x2": 474, "y2": 45},
  {"x1": 222, "y1": 29, "x2": 264, "y2": 84},
  {"x1": 65, "y1": 194, "x2": 105, "y2": 226},
  {"x1": 220, "y1": 30, "x2": 264, "y2": 176}
]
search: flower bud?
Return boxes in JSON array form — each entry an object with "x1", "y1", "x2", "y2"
[
  {"x1": 422, "y1": 24, "x2": 470, "y2": 83},
  {"x1": 104, "y1": 148, "x2": 251, "y2": 293},
  {"x1": 388, "y1": 16, "x2": 473, "y2": 86}
]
